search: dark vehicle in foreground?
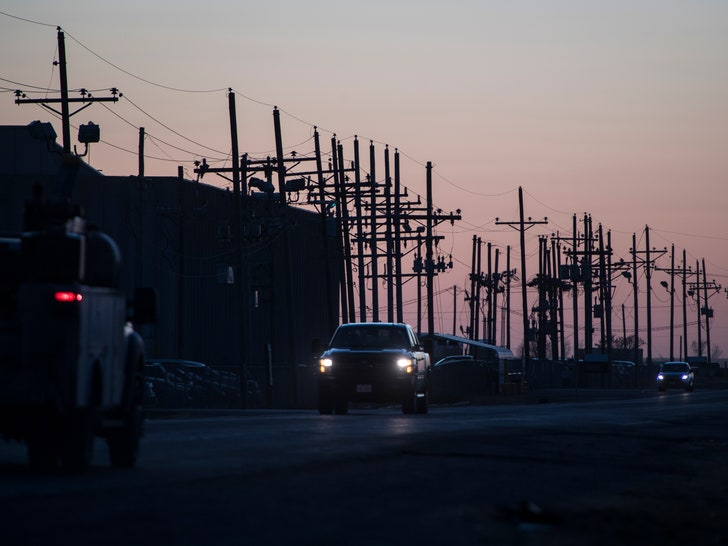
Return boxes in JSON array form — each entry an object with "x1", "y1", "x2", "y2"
[
  {"x1": 0, "y1": 200, "x2": 155, "y2": 471},
  {"x1": 657, "y1": 361, "x2": 695, "y2": 392},
  {"x1": 317, "y1": 322, "x2": 430, "y2": 415}
]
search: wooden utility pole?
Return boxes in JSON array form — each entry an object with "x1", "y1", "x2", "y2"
[
  {"x1": 630, "y1": 226, "x2": 666, "y2": 374},
  {"x1": 656, "y1": 244, "x2": 679, "y2": 360},
  {"x1": 688, "y1": 260, "x2": 721, "y2": 366},
  {"x1": 328, "y1": 137, "x2": 349, "y2": 323},
  {"x1": 631, "y1": 232, "x2": 640, "y2": 365},
  {"x1": 452, "y1": 285, "x2": 458, "y2": 335},
  {"x1": 353, "y1": 137, "x2": 367, "y2": 322},
  {"x1": 495, "y1": 187, "x2": 548, "y2": 365},
  {"x1": 572, "y1": 215, "x2": 580, "y2": 360},
  {"x1": 313, "y1": 129, "x2": 337, "y2": 333},
  {"x1": 384, "y1": 146, "x2": 394, "y2": 322},
  {"x1": 273, "y1": 107, "x2": 299, "y2": 406},
  {"x1": 682, "y1": 249, "x2": 689, "y2": 360},
  {"x1": 336, "y1": 141, "x2": 356, "y2": 323},
  {"x1": 469, "y1": 235, "x2": 477, "y2": 340},
  {"x1": 506, "y1": 246, "x2": 512, "y2": 349},
  {"x1": 491, "y1": 247, "x2": 500, "y2": 345},
  {"x1": 138, "y1": 127, "x2": 145, "y2": 177},
  {"x1": 369, "y1": 142, "x2": 379, "y2": 321},
  {"x1": 228, "y1": 90, "x2": 249, "y2": 408},
  {"x1": 474, "y1": 238, "x2": 482, "y2": 341},
  {"x1": 583, "y1": 214, "x2": 594, "y2": 354},
  {"x1": 394, "y1": 149, "x2": 404, "y2": 324},
  {"x1": 425, "y1": 162, "x2": 435, "y2": 341},
  {"x1": 15, "y1": 28, "x2": 119, "y2": 159}
]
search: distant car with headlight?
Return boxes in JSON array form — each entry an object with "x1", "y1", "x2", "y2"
[
  {"x1": 316, "y1": 322, "x2": 430, "y2": 415},
  {"x1": 656, "y1": 361, "x2": 695, "y2": 392}
]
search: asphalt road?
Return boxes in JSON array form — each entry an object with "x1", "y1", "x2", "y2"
[{"x1": 1, "y1": 388, "x2": 726, "y2": 545}]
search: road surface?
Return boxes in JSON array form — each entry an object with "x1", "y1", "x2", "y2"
[{"x1": 1, "y1": 388, "x2": 726, "y2": 545}]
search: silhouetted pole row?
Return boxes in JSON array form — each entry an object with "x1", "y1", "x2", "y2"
[{"x1": 194, "y1": 95, "x2": 720, "y2": 390}]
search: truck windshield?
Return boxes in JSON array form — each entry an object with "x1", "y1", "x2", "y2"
[
  {"x1": 331, "y1": 326, "x2": 410, "y2": 350},
  {"x1": 661, "y1": 363, "x2": 689, "y2": 373}
]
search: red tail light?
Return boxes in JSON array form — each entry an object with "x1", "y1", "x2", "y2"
[{"x1": 54, "y1": 291, "x2": 83, "y2": 303}]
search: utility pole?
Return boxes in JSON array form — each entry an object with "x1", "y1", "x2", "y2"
[
  {"x1": 425, "y1": 162, "x2": 435, "y2": 342},
  {"x1": 496, "y1": 187, "x2": 548, "y2": 366},
  {"x1": 469, "y1": 235, "x2": 477, "y2": 340},
  {"x1": 474, "y1": 238, "x2": 482, "y2": 341},
  {"x1": 506, "y1": 245, "x2": 513, "y2": 349},
  {"x1": 394, "y1": 149, "x2": 404, "y2": 323},
  {"x1": 702, "y1": 258, "x2": 714, "y2": 368},
  {"x1": 555, "y1": 238, "x2": 566, "y2": 361},
  {"x1": 687, "y1": 260, "x2": 721, "y2": 368},
  {"x1": 329, "y1": 137, "x2": 349, "y2": 324},
  {"x1": 572, "y1": 215, "x2": 580, "y2": 360},
  {"x1": 15, "y1": 28, "x2": 120, "y2": 157},
  {"x1": 656, "y1": 244, "x2": 681, "y2": 361},
  {"x1": 384, "y1": 146, "x2": 394, "y2": 322},
  {"x1": 630, "y1": 226, "x2": 667, "y2": 375},
  {"x1": 632, "y1": 232, "x2": 640, "y2": 366},
  {"x1": 313, "y1": 129, "x2": 337, "y2": 333},
  {"x1": 228, "y1": 90, "x2": 249, "y2": 408},
  {"x1": 452, "y1": 286, "x2": 458, "y2": 335},
  {"x1": 682, "y1": 249, "x2": 689, "y2": 360},
  {"x1": 369, "y1": 142, "x2": 379, "y2": 322},
  {"x1": 138, "y1": 127, "x2": 145, "y2": 177},
  {"x1": 597, "y1": 225, "x2": 614, "y2": 360},
  {"x1": 273, "y1": 107, "x2": 300, "y2": 406},
  {"x1": 491, "y1": 247, "x2": 501, "y2": 345},
  {"x1": 336, "y1": 140, "x2": 356, "y2": 323},
  {"x1": 353, "y1": 137, "x2": 367, "y2": 322},
  {"x1": 583, "y1": 214, "x2": 594, "y2": 355}
]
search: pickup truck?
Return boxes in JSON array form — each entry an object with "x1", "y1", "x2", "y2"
[
  {"x1": 316, "y1": 322, "x2": 430, "y2": 415},
  {"x1": 0, "y1": 200, "x2": 155, "y2": 471}
]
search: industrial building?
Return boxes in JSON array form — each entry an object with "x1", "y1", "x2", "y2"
[{"x1": 0, "y1": 123, "x2": 340, "y2": 408}]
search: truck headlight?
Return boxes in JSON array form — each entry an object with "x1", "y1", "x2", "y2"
[
  {"x1": 397, "y1": 358, "x2": 413, "y2": 374},
  {"x1": 319, "y1": 358, "x2": 333, "y2": 373},
  {"x1": 657, "y1": 374, "x2": 664, "y2": 381}
]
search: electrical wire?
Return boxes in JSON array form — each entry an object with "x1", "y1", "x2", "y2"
[
  {"x1": 121, "y1": 95, "x2": 228, "y2": 156},
  {"x1": 0, "y1": 10, "x2": 56, "y2": 28}
]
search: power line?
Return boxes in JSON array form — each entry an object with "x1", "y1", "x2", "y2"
[
  {"x1": 121, "y1": 95, "x2": 228, "y2": 156},
  {"x1": 0, "y1": 10, "x2": 56, "y2": 28}
]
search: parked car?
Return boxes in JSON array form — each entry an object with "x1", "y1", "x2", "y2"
[
  {"x1": 144, "y1": 359, "x2": 242, "y2": 408},
  {"x1": 609, "y1": 360, "x2": 636, "y2": 387},
  {"x1": 144, "y1": 361, "x2": 193, "y2": 407},
  {"x1": 656, "y1": 361, "x2": 695, "y2": 392},
  {"x1": 316, "y1": 322, "x2": 430, "y2": 415},
  {"x1": 430, "y1": 355, "x2": 496, "y2": 403}
]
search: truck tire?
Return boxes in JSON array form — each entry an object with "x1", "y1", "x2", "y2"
[
  {"x1": 27, "y1": 419, "x2": 60, "y2": 472},
  {"x1": 402, "y1": 390, "x2": 416, "y2": 414},
  {"x1": 61, "y1": 408, "x2": 95, "y2": 473},
  {"x1": 333, "y1": 397, "x2": 349, "y2": 415},
  {"x1": 318, "y1": 387, "x2": 334, "y2": 415},
  {"x1": 415, "y1": 391, "x2": 428, "y2": 414},
  {"x1": 28, "y1": 439, "x2": 59, "y2": 472},
  {"x1": 108, "y1": 360, "x2": 144, "y2": 468},
  {"x1": 108, "y1": 404, "x2": 142, "y2": 468}
]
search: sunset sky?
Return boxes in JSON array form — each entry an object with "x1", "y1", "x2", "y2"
[{"x1": 2, "y1": 1, "x2": 727, "y2": 360}]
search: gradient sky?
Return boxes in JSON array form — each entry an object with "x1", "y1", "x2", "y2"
[{"x1": 2, "y1": 1, "x2": 727, "y2": 359}]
